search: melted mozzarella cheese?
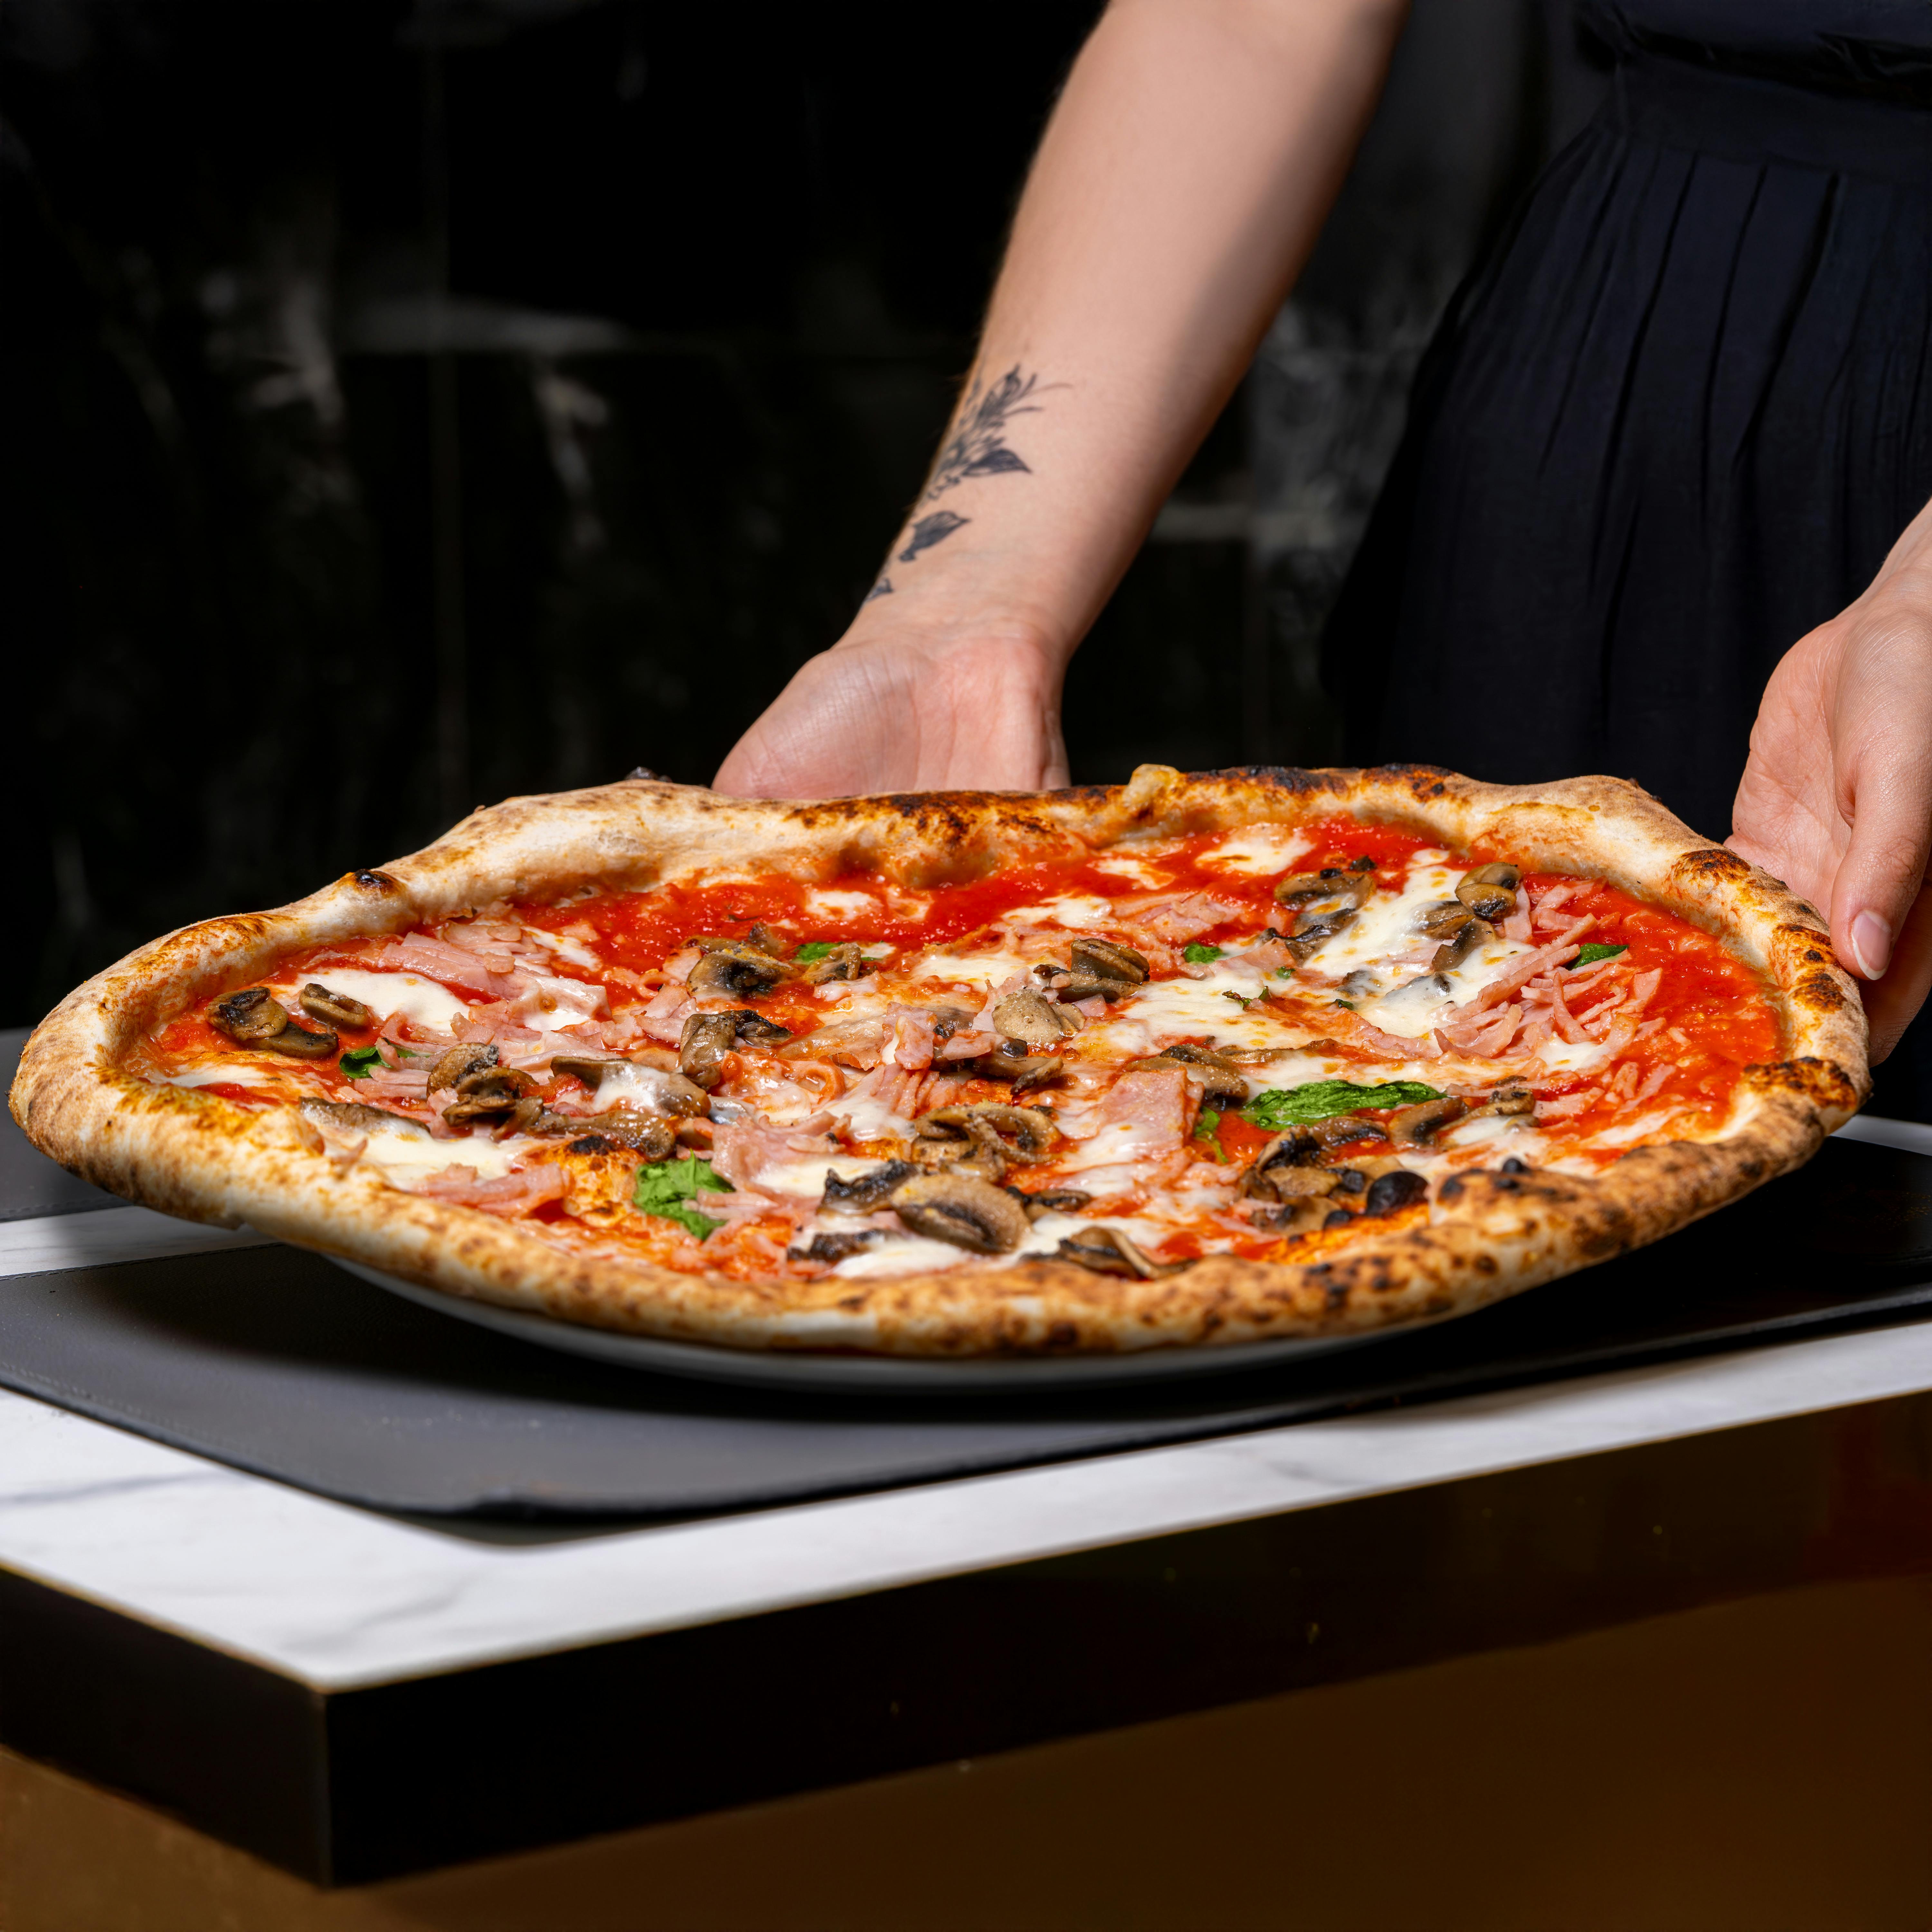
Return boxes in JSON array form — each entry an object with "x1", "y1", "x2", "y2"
[
  {"x1": 517, "y1": 973, "x2": 607, "y2": 1033},
  {"x1": 1197, "y1": 824, "x2": 1311, "y2": 875},
  {"x1": 282, "y1": 969, "x2": 469, "y2": 1033},
  {"x1": 908, "y1": 947, "x2": 1029, "y2": 988},
  {"x1": 523, "y1": 927, "x2": 602, "y2": 969},
  {"x1": 756, "y1": 1154, "x2": 888, "y2": 1198},
  {"x1": 832, "y1": 1235, "x2": 972, "y2": 1279},
  {"x1": 354, "y1": 1124, "x2": 535, "y2": 1187},
  {"x1": 805, "y1": 888, "x2": 883, "y2": 919},
  {"x1": 1005, "y1": 894, "x2": 1115, "y2": 929}
]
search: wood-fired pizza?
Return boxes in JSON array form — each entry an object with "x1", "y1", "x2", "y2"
[{"x1": 11, "y1": 764, "x2": 1869, "y2": 1358}]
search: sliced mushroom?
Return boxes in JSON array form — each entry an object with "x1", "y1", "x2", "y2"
[
  {"x1": 1455, "y1": 870, "x2": 1517, "y2": 922},
  {"x1": 1470, "y1": 1078, "x2": 1536, "y2": 1119},
  {"x1": 503, "y1": 1092, "x2": 599, "y2": 1141},
  {"x1": 1365, "y1": 1169, "x2": 1429, "y2": 1215},
  {"x1": 888, "y1": 1170, "x2": 1030, "y2": 1254},
  {"x1": 1008, "y1": 1054, "x2": 1068, "y2": 1096},
  {"x1": 440, "y1": 1065, "x2": 537, "y2": 1128},
  {"x1": 298, "y1": 1099, "x2": 428, "y2": 1138},
  {"x1": 916, "y1": 1103, "x2": 1056, "y2": 1164},
  {"x1": 800, "y1": 943, "x2": 867, "y2": 984},
  {"x1": 1431, "y1": 917, "x2": 1495, "y2": 972},
  {"x1": 820, "y1": 1160, "x2": 919, "y2": 1214},
  {"x1": 1417, "y1": 900, "x2": 1474, "y2": 940},
  {"x1": 1056, "y1": 1226, "x2": 1163, "y2": 1278},
  {"x1": 576, "y1": 1107, "x2": 677, "y2": 1160},
  {"x1": 209, "y1": 987, "x2": 338, "y2": 1058},
  {"x1": 743, "y1": 922, "x2": 790, "y2": 958},
  {"x1": 1274, "y1": 858, "x2": 1376, "y2": 910},
  {"x1": 1055, "y1": 972, "x2": 1141, "y2": 1002},
  {"x1": 553, "y1": 1053, "x2": 711, "y2": 1118},
  {"x1": 1386, "y1": 1096, "x2": 1468, "y2": 1147},
  {"x1": 993, "y1": 987, "x2": 1076, "y2": 1047},
  {"x1": 1287, "y1": 905, "x2": 1357, "y2": 952},
  {"x1": 687, "y1": 940, "x2": 791, "y2": 998},
  {"x1": 299, "y1": 983, "x2": 376, "y2": 1031},
  {"x1": 1313, "y1": 1113, "x2": 1388, "y2": 1149},
  {"x1": 678, "y1": 1012, "x2": 738, "y2": 1090},
  {"x1": 1069, "y1": 937, "x2": 1149, "y2": 985},
  {"x1": 428, "y1": 1042, "x2": 499, "y2": 1093},
  {"x1": 210, "y1": 987, "x2": 289, "y2": 1046},
  {"x1": 787, "y1": 1230, "x2": 884, "y2": 1265},
  {"x1": 1009, "y1": 1186, "x2": 1093, "y2": 1219},
  {"x1": 1134, "y1": 1046, "x2": 1247, "y2": 1106},
  {"x1": 1236, "y1": 1128, "x2": 1323, "y2": 1199}
]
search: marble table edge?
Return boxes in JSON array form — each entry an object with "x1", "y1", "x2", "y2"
[{"x1": 3, "y1": 1318, "x2": 1931, "y2": 1692}]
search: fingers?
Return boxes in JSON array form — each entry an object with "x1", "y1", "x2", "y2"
[{"x1": 1860, "y1": 878, "x2": 1932, "y2": 1064}]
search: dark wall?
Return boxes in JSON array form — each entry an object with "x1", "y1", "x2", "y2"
[{"x1": 2, "y1": 0, "x2": 1591, "y2": 1026}]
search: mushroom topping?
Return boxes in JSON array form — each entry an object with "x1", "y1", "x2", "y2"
[
  {"x1": 1009, "y1": 1186, "x2": 1093, "y2": 1219},
  {"x1": 1133, "y1": 1044, "x2": 1247, "y2": 1106},
  {"x1": 1430, "y1": 917, "x2": 1494, "y2": 972},
  {"x1": 441, "y1": 1064, "x2": 537, "y2": 1129},
  {"x1": 1285, "y1": 905, "x2": 1358, "y2": 957},
  {"x1": 916, "y1": 1103, "x2": 1056, "y2": 1165},
  {"x1": 575, "y1": 1108, "x2": 677, "y2": 1160},
  {"x1": 1364, "y1": 1169, "x2": 1429, "y2": 1215},
  {"x1": 503, "y1": 1092, "x2": 604, "y2": 1141},
  {"x1": 888, "y1": 1170, "x2": 1030, "y2": 1254},
  {"x1": 553, "y1": 1052, "x2": 711, "y2": 1119},
  {"x1": 799, "y1": 943, "x2": 867, "y2": 984},
  {"x1": 299, "y1": 983, "x2": 376, "y2": 1031},
  {"x1": 1069, "y1": 937, "x2": 1149, "y2": 985},
  {"x1": 428, "y1": 1042, "x2": 499, "y2": 1092},
  {"x1": 787, "y1": 1230, "x2": 884, "y2": 1265},
  {"x1": 1455, "y1": 866, "x2": 1518, "y2": 923},
  {"x1": 687, "y1": 940, "x2": 791, "y2": 998},
  {"x1": 1417, "y1": 900, "x2": 1473, "y2": 939},
  {"x1": 820, "y1": 1160, "x2": 919, "y2": 1214},
  {"x1": 1055, "y1": 1226, "x2": 1165, "y2": 1278},
  {"x1": 1386, "y1": 1096, "x2": 1468, "y2": 1147},
  {"x1": 1274, "y1": 857, "x2": 1376, "y2": 910},
  {"x1": 677, "y1": 1009, "x2": 790, "y2": 1090},
  {"x1": 742, "y1": 922, "x2": 790, "y2": 957},
  {"x1": 1235, "y1": 1127, "x2": 1324, "y2": 1199},
  {"x1": 992, "y1": 987, "x2": 1076, "y2": 1047},
  {"x1": 1469, "y1": 1078, "x2": 1536, "y2": 1119},
  {"x1": 678, "y1": 1013, "x2": 736, "y2": 1090},
  {"x1": 298, "y1": 1099, "x2": 428, "y2": 1138},
  {"x1": 209, "y1": 987, "x2": 339, "y2": 1059}
]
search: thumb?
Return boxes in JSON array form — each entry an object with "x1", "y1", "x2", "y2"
[{"x1": 1831, "y1": 754, "x2": 1932, "y2": 987}]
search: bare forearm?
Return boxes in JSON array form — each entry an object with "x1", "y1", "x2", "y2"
[{"x1": 862, "y1": 0, "x2": 1408, "y2": 658}]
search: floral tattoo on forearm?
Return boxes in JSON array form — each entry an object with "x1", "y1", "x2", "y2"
[{"x1": 866, "y1": 365, "x2": 1058, "y2": 598}]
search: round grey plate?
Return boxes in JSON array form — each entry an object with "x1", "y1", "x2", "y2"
[{"x1": 332, "y1": 1258, "x2": 1397, "y2": 1394}]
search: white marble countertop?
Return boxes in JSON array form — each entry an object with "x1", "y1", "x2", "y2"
[
  {"x1": 4, "y1": 1317, "x2": 1930, "y2": 1693},
  {"x1": 3, "y1": 1113, "x2": 1927, "y2": 1696}
]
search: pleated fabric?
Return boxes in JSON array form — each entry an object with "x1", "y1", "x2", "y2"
[
  {"x1": 1321, "y1": 26, "x2": 1932, "y2": 1113},
  {"x1": 1327, "y1": 58, "x2": 1931, "y2": 841}
]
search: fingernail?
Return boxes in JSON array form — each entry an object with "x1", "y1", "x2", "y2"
[{"x1": 1849, "y1": 910, "x2": 1894, "y2": 980}]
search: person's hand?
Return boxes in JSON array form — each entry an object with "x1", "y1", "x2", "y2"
[
  {"x1": 1729, "y1": 499, "x2": 1932, "y2": 1064},
  {"x1": 713, "y1": 617, "x2": 1070, "y2": 799}
]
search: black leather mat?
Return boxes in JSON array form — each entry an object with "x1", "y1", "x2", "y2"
[{"x1": 4, "y1": 1029, "x2": 1930, "y2": 1520}]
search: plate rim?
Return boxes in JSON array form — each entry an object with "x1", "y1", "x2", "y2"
[{"x1": 330, "y1": 1258, "x2": 1403, "y2": 1394}]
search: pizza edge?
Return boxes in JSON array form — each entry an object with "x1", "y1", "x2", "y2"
[{"x1": 10, "y1": 763, "x2": 1870, "y2": 1357}]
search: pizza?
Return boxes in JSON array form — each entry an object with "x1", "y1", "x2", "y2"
[{"x1": 10, "y1": 764, "x2": 1867, "y2": 1358}]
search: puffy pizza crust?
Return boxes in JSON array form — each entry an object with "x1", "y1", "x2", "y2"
[{"x1": 10, "y1": 765, "x2": 1870, "y2": 1356}]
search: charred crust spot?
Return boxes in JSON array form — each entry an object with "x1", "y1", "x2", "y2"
[
  {"x1": 624, "y1": 766, "x2": 668, "y2": 782},
  {"x1": 566, "y1": 1134, "x2": 622, "y2": 1154},
  {"x1": 1671, "y1": 847, "x2": 1754, "y2": 886},
  {"x1": 1793, "y1": 970, "x2": 1847, "y2": 1011},
  {"x1": 351, "y1": 870, "x2": 400, "y2": 893},
  {"x1": 1473, "y1": 1253, "x2": 1498, "y2": 1274},
  {"x1": 1439, "y1": 1175, "x2": 1466, "y2": 1203},
  {"x1": 1045, "y1": 1321, "x2": 1078, "y2": 1350},
  {"x1": 1745, "y1": 1056, "x2": 1860, "y2": 1112}
]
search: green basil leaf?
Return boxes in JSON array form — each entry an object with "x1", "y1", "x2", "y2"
[
  {"x1": 1567, "y1": 942, "x2": 1629, "y2": 968},
  {"x1": 1182, "y1": 942, "x2": 1223, "y2": 964},
  {"x1": 339, "y1": 1046, "x2": 384, "y2": 1081},
  {"x1": 1241, "y1": 1079, "x2": 1444, "y2": 1130},
  {"x1": 793, "y1": 941, "x2": 839, "y2": 962},
  {"x1": 633, "y1": 1153, "x2": 732, "y2": 1240}
]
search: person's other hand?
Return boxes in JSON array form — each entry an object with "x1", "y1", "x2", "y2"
[
  {"x1": 1730, "y1": 499, "x2": 1932, "y2": 1063},
  {"x1": 713, "y1": 617, "x2": 1069, "y2": 799}
]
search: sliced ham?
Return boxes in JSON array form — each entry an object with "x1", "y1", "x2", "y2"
[
  {"x1": 1058, "y1": 1067, "x2": 1194, "y2": 1173},
  {"x1": 1113, "y1": 890, "x2": 1249, "y2": 945},
  {"x1": 888, "y1": 1011, "x2": 936, "y2": 1071},
  {"x1": 375, "y1": 936, "x2": 522, "y2": 999},
  {"x1": 1534, "y1": 1090, "x2": 1596, "y2": 1121},
  {"x1": 414, "y1": 1163, "x2": 568, "y2": 1217}
]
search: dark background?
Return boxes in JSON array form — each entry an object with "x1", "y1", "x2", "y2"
[{"x1": 2, "y1": 0, "x2": 1603, "y2": 1028}]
